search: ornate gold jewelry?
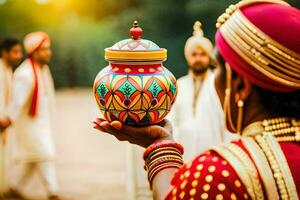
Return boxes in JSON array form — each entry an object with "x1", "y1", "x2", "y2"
[
  {"x1": 223, "y1": 63, "x2": 239, "y2": 133},
  {"x1": 242, "y1": 137, "x2": 279, "y2": 200},
  {"x1": 237, "y1": 100, "x2": 244, "y2": 133},
  {"x1": 223, "y1": 63, "x2": 245, "y2": 134},
  {"x1": 242, "y1": 117, "x2": 299, "y2": 199},
  {"x1": 243, "y1": 118, "x2": 300, "y2": 142},
  {"x1": 266, "y1": 133, "x2": 298, "y2": 199},
  {"x1": 143, "y1": 142, "x2": 184, "y2": 189}
]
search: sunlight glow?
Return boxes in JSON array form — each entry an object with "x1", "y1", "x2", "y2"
[
  {"x1": 36, "y1": 0, "x2": 51, "y2": 4},
  {"x1": 0, "y1": 0, "x2": 6, "y2": 5}
]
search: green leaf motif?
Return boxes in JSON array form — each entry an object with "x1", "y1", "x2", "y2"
[
  {"x1": 97, "y1": 82, "x2": 109, "y2": 98},
  {"x1": 118, "y1": 80, "x2": 137, "y2": 98},
  {"x1": 148, "y1": 79, "x2": 162, "y2": 98}
]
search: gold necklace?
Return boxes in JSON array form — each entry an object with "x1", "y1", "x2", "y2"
[
  {"x1": 192, "y1": 71, "x2": 207, "y2": 116},
  {"x1": 242, "y1": 137, "x2": 279, "y2": 200},
  {"x1": 243, "y1": 117, "x2": 299, "y2": 200},
  {"x1": 243, "y1": 118, "x2": 300, "y2": 142}
]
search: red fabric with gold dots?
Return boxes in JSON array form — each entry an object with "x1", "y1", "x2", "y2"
[
  {"x1": 165, "y1": 150, "x2": 249, "y2": 200},
  {"x1": 164, "y1": 140, "x2": 300, "y2": 200}
]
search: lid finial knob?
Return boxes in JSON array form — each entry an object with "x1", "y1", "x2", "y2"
[{"x1": 130, "y1": 20, "x2": 143, "y2": 40}]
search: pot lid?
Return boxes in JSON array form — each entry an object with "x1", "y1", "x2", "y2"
[{"x1": 105, "y1": 21, "x2": 167, "y2": 62}]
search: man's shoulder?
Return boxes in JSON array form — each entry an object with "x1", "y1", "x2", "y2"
[
  {"x1": 14, "y1": 59, "x2": 32, "y2": 77},
  {"x1": 177, "y1": 74, "x2": 190, "y2": 81},
  {"x1": 177, "y1": 74, "x2": 191, "y2": 86},
  {"x1": 13, "y1": 59, "x2": 34, "y2": 83}
]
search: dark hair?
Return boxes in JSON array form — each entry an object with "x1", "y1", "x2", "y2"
[
  {"x1": 0, "y1": 37, "x2": 20, "y2": 53},
  {"x1": 214, "y1": 48, "x2": 300, "y2": 118}
]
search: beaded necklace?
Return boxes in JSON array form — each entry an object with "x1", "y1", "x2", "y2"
[{"x1": 243, "y1": 118, "x2": 299, "y2": 200}]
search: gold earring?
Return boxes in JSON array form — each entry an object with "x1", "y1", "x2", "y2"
[
  {"x1": 223, "y1": 63, "x2": 237, "y2": 133},
  {"x1": 236, "y1": 99, "x2": 244, "y2": 134}
]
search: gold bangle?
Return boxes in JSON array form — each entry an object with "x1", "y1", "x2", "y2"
[
  {"x1": 146, "y1": 150, "x2": 183, "y2": 165},
  {"x1": 148, "y1": 162, "x2": 182, "y2": 186},
  {"x1": 146, "y1": 147, "x2": 182, "y2": 162},
  {"x1": 147, "y1": 154, "x2": 183, "y2": 170}
]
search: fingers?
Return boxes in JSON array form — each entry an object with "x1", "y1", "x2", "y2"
[
  {"x1": 110, "y1": 121, "x2": 123, "y2": 130},
  {"x1": 92, "y1": 119, "x2": 106, "y2": 132},
  {"x1": 92, "y1": 118, "x2": 172, "y2": 147},
  {"x1": 111, "y1": 122, "x2": 153, "y2": 138},
  {"x1": 94, "y1": 118, "x2": 106, "y2": 124},
  {"x1": 95, "y1": 118, "x2": 171, "y2": 138},
  {"x1": 93, "y1": 118, "x2": 134, "y2": 142},
  {"x1": 93, "y1": 123, "x2": 106, "y2": 132}
]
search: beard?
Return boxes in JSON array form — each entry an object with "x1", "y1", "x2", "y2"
[
  {"x1": 38, "y1": 57, "x2": 51, "y2": 66},
  {"x1": 189, "y1": 63, "x2": 209, "y2": 75}
]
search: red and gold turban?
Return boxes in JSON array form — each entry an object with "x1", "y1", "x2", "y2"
[{"x1": 215, "y1": 0, "x2": 300, "y2": 92}]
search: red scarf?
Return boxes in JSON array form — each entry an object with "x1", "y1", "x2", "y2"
[
  {"x1": 27, "y1": 36, "x2": 48, "y2": 117},
  {"x1": 29, "y1": 57, "x2": 39, "y2": 117}
]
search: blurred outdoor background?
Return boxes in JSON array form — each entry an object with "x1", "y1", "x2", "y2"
[
  {"x1": 1, "y1": 0, "x2": 298, "y2": 87},
  {"x1": 1, "y1": 0, "x2": 299, "y2": 199}
]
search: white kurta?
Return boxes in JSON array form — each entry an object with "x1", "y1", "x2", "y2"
[
  {"x1": 0, "y1": 59, "x2": 12, "y2": 116},
  {"x1": 168, "y1": 71, "x2": 217, "y2": 161},
  {"x1": 0, "y1": 59, "x2": 13, "y2": 193},
  {"x1": 126, "y1": 145, "x2": 152, "y2": 200},
  {"x1": 181, "y1": 72, "x2": 237, "y2": 161},
  {"x1": 8, "y1": 59, "x2": 56, "y2": 162}
]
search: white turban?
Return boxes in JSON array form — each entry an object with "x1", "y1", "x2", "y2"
[
  {"x1": 184, "y1": 21, "x2": 213, "y2": 60},
  {"x1": 23, "y1": 32, "x2": 50, "y2": 55}
]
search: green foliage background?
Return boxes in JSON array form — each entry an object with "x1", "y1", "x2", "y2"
[{"x1": 0, "y1": 0, "x2": 299, "y2": 88}]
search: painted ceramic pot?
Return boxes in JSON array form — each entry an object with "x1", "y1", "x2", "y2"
[{"x1": 93, "y1": 21, "x2": 177, "y2": 125}]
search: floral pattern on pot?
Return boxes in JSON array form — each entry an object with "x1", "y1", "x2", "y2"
[{"x1": 94, "y1": 64, "x2": 177, "y2": 125}]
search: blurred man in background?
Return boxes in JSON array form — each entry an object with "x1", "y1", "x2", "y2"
[
  {"x1": 168, "y1": 21, "x2": 216, "y2": 160},
  {"x1": 169, "y1": 21, "x2": 236, "y2": 161},
  {"x1": 0, "y1": 36, "x2": 23, "y2": 196},
  {"x1": 0, "y1": 32, "x2": 61, "y2": 200}
]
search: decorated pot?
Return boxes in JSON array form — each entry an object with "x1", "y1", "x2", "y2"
[{"x1": 93, "y1": 21, "x2": 177, "y2": 125}]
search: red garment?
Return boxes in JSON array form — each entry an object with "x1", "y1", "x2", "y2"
[
  {"x1": 280, "y1": 142, "x2": 300, "y2": 194},
  {"x1": 29, "y1": 58, "x2": 39, "y2": 117},
  {"x1": 165, "y1": 140, "x2": 300, "y2": 199}
]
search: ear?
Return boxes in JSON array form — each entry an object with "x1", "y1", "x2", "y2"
[
  {"x1": 1, "y1": 50, "x2": 7, "y2": 58},
  {"x1": 232, "y1": 75, "x2": 252, "y2": 103}
]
